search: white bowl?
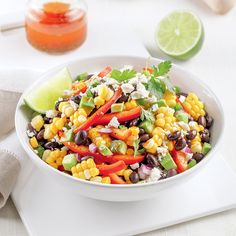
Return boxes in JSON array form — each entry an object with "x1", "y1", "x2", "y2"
[{"x1": 15, "y1": 56, "x2": 224, "y2": 202}]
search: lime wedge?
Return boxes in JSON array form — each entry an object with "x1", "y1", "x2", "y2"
[
  {"x1": 156, "y1": 11, "x2": 204, "y2": 60},
  {"x1": 24, "y1": 68, "x2": 72, "y2": 113}
]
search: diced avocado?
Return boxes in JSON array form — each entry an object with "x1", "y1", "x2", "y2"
[
  {"x1": 98, "y1": 144, "x2": 113, "y2": 156},
  {"x1": 139, "y1": 120, "x2": 154, "y2": 134},
  {"x1": 79, "y1": 96, "x2": 95, "y2": 111},
  {"x1": 111, "y1": 103, "x2": 124, "y2": 113},
  {"x1": 75, "y1": 72, "x2": 88, "y2": 81},
  {"x1": 61, "y1": 129, "x2": 74, "y2": 142},
  {"x1": 118, "y1": 125, "x2": 128, "y2": 130},
  {"x1": 156, "y1": 99, "x2": 167, "y2": 107},
  {"x1": 136, "y1": 98, "x2": 145, "y2": 106},
  {"x1": 202, "y1": 142, "x2": 212, "y2": 155},
  {"x1": 110, "y1": 140, "x2": 127, "y2": 155},
  {"x1": 176, "y1": 112, "x2": 188, "y2": 123},
  {"x1": 62, "y1": 154, "x2": 77, "y2": 171},
  {"x1": 174, "y1": 103, "x2": 183, "y2": 111},
  {"x1": 37, "y1": 146, "x2": 45, "y2": 158},
  {"x1": 188, "y1": 159, "x2": 197, "y2": 169},
  {"x1": 160, "y1": 153, "x2": 177, "y2": 170},
  {"x1": 86, "y1": 90, "x2": 94, "y2": 98}
]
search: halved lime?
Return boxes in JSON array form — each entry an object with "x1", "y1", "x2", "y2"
[
  {"x1": 156, "y1": 11, "x2": 204, "y2": 60},
  {"x1": 24, "y1": 68, "x2": 72, "y2": 113}
]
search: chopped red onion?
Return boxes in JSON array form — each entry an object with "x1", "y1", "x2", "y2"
[
  {"x1": 182, "y1": 146, "x2": 192, "y2": 154},
  {"x1": 89, "y1": 143, "x2": 97, "y2": 153},
  {"x1": 98, "y1": 128, "x2": 112, "y2": 133},
  {"x1": 138, "y1": 164, "x2": 152, "y2": 179},
  {"x1": 75, "y1": 153, "x2": 82, "y2": 162}
]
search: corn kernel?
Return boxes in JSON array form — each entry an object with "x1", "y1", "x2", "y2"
[
  {"x1": 102, "y1": 177, "x2": 111, "y2": 184},
  {"x1": 90, "y1": 176, "x2": 102, "y2": 182},
  {"x1": 127, "y1": 148, "x2": 134, "y2": 155},
  {"x1": 76, "y1": 163, "x2": 83, "y2": 172},
  {"x1": 31, "y1": 115, "x2": 44, "y2": 132},
  {"x1": 29, "y1": 136, "x2": 38, "y2": 148},
  {"x1": 81, "y1": 160, "x2": 88, "y2": 170},
  {"x1": 55, "y1": 118, "x2": 65, "y2": 130},
  {"x1": 58, "y1": 102, "x2": 68, "y2": 112},
  {"x1": 78, "y1": 172, "x2": 86, "y2": 179},
  {"x1": 94, "y1": 96, "x2": 105, "y2": 108},
  {"x1": 125, "y1": 100, "x2": 137, "y2": 111},
  {"x1": 64, "y1": 106, "x2": 74, "y2": 117},
  {"x1": 167, "y1": 141, "x2": 174, "y2": 151},
  {"x1": 129, "y1": 127, "x2": 140, "y2": 136},
  {"x1": 89, "y1": 167, "x2": 100, "y2": 177},
  {"x1": 105, "y1": 89, "x2": 114, "y2": 101},
  {"x1": 84, "y1": 169, "x2": 91, "y2": 179},
  {"x1": 71, "y1": 166, "x2": 77, "y2": 174},
  {"x1": 155, "y1": 118, "x2": 165, "y2": 127},
  {"x1": 87, "y1": 158, "x2": 96, "y2": 168},
  {"x1": 49, "y1": 163, "x2": 58, "y2": 168},
  {"x1": 124, "y1": 169, "x2": 133, "y2": 183},
  {"x1": 191, "y1": 143, "x2": 202, "y2": 153},
  {"x1": 42, "y1": 150, "x2": 51, "y2": 162}
]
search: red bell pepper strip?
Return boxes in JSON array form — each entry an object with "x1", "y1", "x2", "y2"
[
  {"x1": 58, "y1": 130, "x2": 64, "y2": 138},
  {"x1": 143, "y1": 67, "x2": 153, "y2": 74},
  {"x1": 94, "y1": 106, "x2": 142, "y2": 125},
  {"x1": 72, "y1": 85, "x2": 87, "y2": 96},
  {"x1": 74, "y1": 86, "x2": 122, "y2": 133},
  {"x1": 98, "y1": 66, "x2": 112, "y2": 78},
  {"x1": 109, "y1": 155, "x2": 145, "y2": 165},
  {"x1": 110, "y1": 128, "x2": 131, "y2": 141},
  {"x1": 172, "y1": 149, "x2": 188, "y2": 173},
  {"x1": 97, "y1": 161, "x2": 126, "y2": 176},
  {"x1": 62, "y1": 142, "x2": 107, "y2": 164},
  {"x1": 108, "y1": 173, "x2": 126, "y2": 184}
]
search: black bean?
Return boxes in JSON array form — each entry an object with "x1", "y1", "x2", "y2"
[
  {"x1": 129, "y1": 118, "x2": 140, "y2": 126},
  {"x1": 205, "y1": 115, "x2": 214, "y2": 128},
  {"x1": 75, "y1": 130, "x2": 88, "y2": 145},
  {"x1": 70, "y1": 95, "x2": 82, "y2": 105},
  {"x1": 43, "y1": 116, "x2": 52, "y2": 124},
  {"x1": 167, "y1": 131, "x2": 181, "y2": 141},
  {"x1": 186, "y1": 139, "x2": 192, "y2": 147},
  {"x1": 130, "y1": 172, "x2": 139, "y2": 183},
  {"x1": 27, "y1": 123, "x2": 37, "y2": 136},
  {"x1": 186, "y1": 129, "x2": 197, "y2": 140},
  {"x1": 177, "y1": 92, "x2": 188, "y2": 97},
  {"x1": 198, "y1": 116, "x2": 207, "y2": 128},
  {"x1": 36, "y1": 129, "x2": 45, "y2": 141},
  {"x1": 175, "y1": 138, "x2": 187, "y2": 151},
  {"x1": 166, "y1": 169, "x2": 178, "y2": 178},
  {"x1": 192, "y1": 153, "x2": 204, "y2": 162},
  {"x1": 139, "y1": 128, "x2": 146, "y2": 135},
  {"x1": 139, "y1": 142, "x2": 145, "y2": 148},
  {"x1": 117, "y1": 94, "x2": 129, "y2": 103},
  {"x1": 107, "y1": 84, "x2": 115, "y2": 92},
  {"x1": 139, "y1": 134, "x2": 150, "y2": 142},
  {"x1": 81, "y1": 156, "x2": 94, "y2": 161},
  {"x1": 44, "y1": 142, "x2": 60, "y2": 150},
  {"x1": 200, "y1": 129, "x2": 210, "y2": 142},
  {"x1": 83, "y1": 139, "x2": 91, "y2": 146},
  {"x1": 146, "y1": 154, "x2": 159, "y2": 168}
]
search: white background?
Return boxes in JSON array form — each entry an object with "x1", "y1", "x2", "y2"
[{"x1": 1, "y1": 0, "x2": 236, "y2": 235}]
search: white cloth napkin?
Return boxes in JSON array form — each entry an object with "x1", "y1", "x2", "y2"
[{"x1": 0, "y1": 68, "x2": 40, "y2": 208}]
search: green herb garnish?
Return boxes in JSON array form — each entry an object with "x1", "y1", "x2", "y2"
[
  {"x1": 140, "y1": 108, "x2": 155, "y2": 123},
  {"x1": 75, "y1": 72, "x2": 88, "y2": 81},
  {"x1": 110, "y1": 69, "x2": 137, "y2": 82},
  {"x1": 152, "y1": 61, "x2": 172, "y2": 78},
  {"x1": 134, "y1": 139, "x2": 140, "y2": 157}
]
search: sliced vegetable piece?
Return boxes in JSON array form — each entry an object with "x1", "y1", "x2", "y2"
[
  {"x1": 97, "y1": 161, "x2": 126, "y2": 175},
  {"x1": 79, "y1": 96, "x2": 95, "y2": 109},
  {"x1": 172, "y1": 149, "x2": 188, "y2": 173},
  {"x1": 74, "y1": 86, "x2": 122, "y2": 133},
  {"x1": 156, "y1": 99, "x2": 167, "y2": 107},
  {"x1": 60, "y1": 129, "x2": 74, "y2": 142},
  {"x1": 139, "y1": 120, "x2": 154, "y2": 134},
  {"x1": 160, "y1": 153, "x2": 177, "y2": 170},
  {"x1": 111, "y1": 103, "x2": 124, "y2": 113},
  {"x1": 94, "y1": 106, "x2": 141, "y2": 125},
  {"x1": 188, "y1": 159, "x2": 197, "y2": 169},
  {"x1": 176, "y1": 113, "x2": 188, "y2": 123},
  {"x1": 98, "y1": 66, "x2": 112, "y2": 78},
  {"x1": 98, "y1": 144, "x2": 113, "y2": 156},
  {"x1": 110, "y1": 140, "x2": 127, "y2": 154},
  {"x1": 202, "y1": 142, "x2": 212, "y2": 155},
  {"x1": 109, "y1": 155, "x2": 145, "y2": 164},
  {"x1": 108, "y1": 173, "x2": 126, "y2": 184},
  {"x1": 110, "y1": 128, "x2": 131, "y2": 141},
  {"x1": 73, "y1": 85, "x2": 87, "y2": 96},
  {"x1": 62, "y1": 154, "x2": 77, "y2": 171}
]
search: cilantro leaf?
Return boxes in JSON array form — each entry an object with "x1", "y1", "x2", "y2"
[
  {"x1": 147, "y1": 77, "x2": 165, "y2": 100},
  {"x1": 162, "y1": 77, "x2": 175, "y2": 93},
  {"x1": 152, "y1": 61, "x2": 172, "y2": 78},
  {"x1": 110, "y1": 69, "x2": 137, "y2": 82},
  {"x1": 134, "y1": 139, "x2": 140, "y2": 157},
  {"x1": 141, "y1": 108, "x2": 155, "y2": 123}
]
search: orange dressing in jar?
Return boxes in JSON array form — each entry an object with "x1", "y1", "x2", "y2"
[{"x1": 25, "y1": 0, "x2": 87, "y2": 53}]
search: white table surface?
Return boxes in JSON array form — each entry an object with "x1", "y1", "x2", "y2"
[{"x1": 1, "y1": 0, "x2": 236, "y2": 235}]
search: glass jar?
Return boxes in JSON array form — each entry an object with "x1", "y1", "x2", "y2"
[{"x1": 25, "y1": 0, "x2": 87, "y2": 53}]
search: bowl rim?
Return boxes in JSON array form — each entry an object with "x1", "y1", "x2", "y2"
[{"x1": 15, "y1": 55, "x2": 225, "y2": 189}]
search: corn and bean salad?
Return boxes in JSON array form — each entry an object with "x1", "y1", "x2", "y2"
[{"x1": 27, "y1": 61, "x2": 213, "y2": 184}]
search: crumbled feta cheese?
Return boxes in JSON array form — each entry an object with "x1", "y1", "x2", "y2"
[
  {"x1": 69, "y1": 100, "x2": 78, "y2": 111},
  {"x1": 129, "y1": 77, "x2": 139, "y2": 85},
  {"x1": 130, "y1": 163, "x2": 139, "y2": 170},
  {"x1": 46, "y1": 110, "x2": 57, "y2": 118},
  {"x1": 145, "y1": 168, "x2": 162, "y2": 183},
  {"x1": 84, "y1": 169, "x2": 91, "y2": 179},
  {"x1": 178, "y1": 121, "x2": 190, "y2": 131},
  {"x1": 179, "y1": 95, "x2": 186, "y2": 103},
  {"x1": 166, "y1": 107, "x2": 175, "y2": 114},
  {"x1": 108, "y1": 116, "x2": 120, "y2": 128},
  {"x1": 131, "y1": 83, "x2": 149, "y2": 99},
  {"x1": 157, "y1": 147, "x2": 168, "y2": 156},
  {"x1": 136, "y1": 73, "x2": 148, "y2": 83},
  {"x1": 147, "y1": 95, "x2": 158, "y2": 103},
  {"x1": 104, "y1": 78, "x2": 119, "y2": 86},
  {"x1": 151, "y1": 104, "x2": 159, "y2": 112},
  {"x1": 78, "y1": 115, "x2": 87, "y2": 123},
  {"x1": 26, "y1": 130, "x2": 35, "y2": 138},
  {"x1": 121, "y1": 83, "x2": 134, "y2": 94}
]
